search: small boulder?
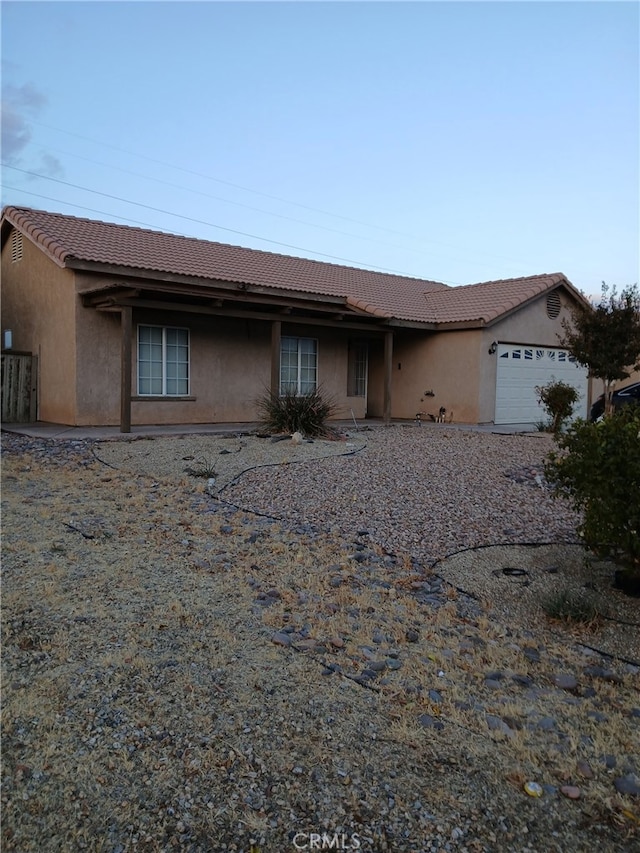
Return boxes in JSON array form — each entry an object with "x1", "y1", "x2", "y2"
[
  {"x1": 554, "y1": 673, "x2": 579, "y2": 692},
  {"x1": 560, "y1": 785, "x2": 581, "y2": 800},
  {"x1": 614, "y1": 775, "x2": 640, "y2": 797}
]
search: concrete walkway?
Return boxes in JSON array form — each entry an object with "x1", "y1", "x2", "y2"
[{"x1": 1, "y1": 419, "x2": 540, "y2": 441}]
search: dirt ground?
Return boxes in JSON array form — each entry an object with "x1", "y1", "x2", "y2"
[{"x1": 1, "y1": 433, "x2": 639, "y2": 853}]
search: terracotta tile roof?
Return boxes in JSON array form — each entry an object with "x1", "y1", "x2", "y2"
[
  {"x1": 421, "y1": 273, "x2": 572, "y2": 325},
  {"x1": 1, "y1": 206, "x2": 447, "y2": 319},
  {"x1": 2, "y1": 206, "x2": 581, "y2": 326}
]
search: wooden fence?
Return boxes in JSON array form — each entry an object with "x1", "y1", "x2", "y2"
[{"x1": 1, "y1": 354, "x2": 37, "y2": 423}]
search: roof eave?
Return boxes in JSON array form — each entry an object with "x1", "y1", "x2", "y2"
[
  {"x1": 1, "y1": 208, "x2": 69, "y2": 268},
  {"x1": 431, "y1": 318, "x2": 488, "y2": 330}
]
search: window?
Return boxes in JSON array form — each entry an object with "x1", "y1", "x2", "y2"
[
  {"x1": 138, "y1": 325, "x2": 189, "y2": 396},
  {"x1": 280, "y1": 336, "x2": 317, "y2": 395},
  {"x1": 347, "y1": 340, "x2": 368, "y2": 397}
]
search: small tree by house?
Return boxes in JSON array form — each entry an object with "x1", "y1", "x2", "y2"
[
  {"x1": 544, "y1": 405, "x2": 640, "y2": 587},
  {"x1": 560, "y1": 282, "x2": 640, "y2": 416},
  {"x1": 544, "y1": 282, "x2": 640, "y2": 592},
  {"x1": 535, "y1": 379, "x2": 580, "y2": 434}
]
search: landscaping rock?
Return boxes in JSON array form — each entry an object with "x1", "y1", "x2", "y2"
[
  {"x1": 560, "y1": 786, "x2": 581, "y2": 800},
  {"x1": 418, "y1": 714, "x2": 445, "y2": 731},
  {"x1": 554, "y1": 673, "x2": 579, "y2": 692},
  {"x1": 614, "y1": 775, "x2": 640, "y2": 797}
]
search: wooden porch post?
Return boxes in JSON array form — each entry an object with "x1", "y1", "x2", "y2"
[
  {"x1": 270, "y1": 320, "x2": 281, "y2": 396},
  {"x1": 120, "y1": 306, "x2": 132, "y2": 433},
  {"x1": 383, "y1": 330, "x2": 393, "y2": 425}
]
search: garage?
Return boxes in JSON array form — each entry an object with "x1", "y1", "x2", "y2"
[{"x1": 495, "y1": 344, "x2": 589, "y2": 424}]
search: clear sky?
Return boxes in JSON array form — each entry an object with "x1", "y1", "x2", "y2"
[{"x1": 1, "y1": 1, "x2": 638, "y2": 295}]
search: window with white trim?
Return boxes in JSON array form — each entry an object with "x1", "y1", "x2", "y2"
[
  {"x1": 138, "y1": 325, "x2": 189, "y2": 396},
  {"x1": 280, "y1": 336, "x2": 317, "y2": 395}
]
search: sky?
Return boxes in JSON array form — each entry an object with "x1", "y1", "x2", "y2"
[{"x1": 1, "y1": 1, "x2": 638, "y2": 296}]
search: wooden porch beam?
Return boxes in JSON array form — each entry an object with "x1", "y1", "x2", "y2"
[
  {"x1": 90, "y1": 296, "x2": 390, "y2": 332},
  {"x1": 270, "y1": 320, "x2": 281, "y2": 396},
  {"x1": 383, "y1": 330, "x2": 393, "y2": 425},
  {"x1": 120, "y1": 306, "x2": 132, "y2": 433}
]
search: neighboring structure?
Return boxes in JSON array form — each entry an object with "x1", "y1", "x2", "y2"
[{"x1": 1, "y1": 206, "x2": 593, "y2": 430}]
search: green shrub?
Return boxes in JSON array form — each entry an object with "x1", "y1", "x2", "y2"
[
  {"x1": 183, "y1": 457, "x2": 217, "y2": 478},
  {"x1": 256, "y1": 387, "x2": 338, "y2": 437},
  {"x1": 540, "y1": 588, "x2": 601, "y2": 624},
  {"x1": 544, "y1": 406, "x2": 640, "y2": 577},
  {"x1": 535, "y1": 380, "x2": 581, "y2": 434}
]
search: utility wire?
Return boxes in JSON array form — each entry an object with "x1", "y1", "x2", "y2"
[
  {"x1": 0, "y1": 184, "x2": 197, "y2": 235},
  {"x1": 31, "y1": 137, "x2": 524, "y2": 274},
  {"x1": 1, "y1": 165, "x2": 436, "y2": 277},
  {"x1": 33, "y1": 141, "x2": 509, "y2": 275},
  {"x1": 28, "y1": 118, "x2": 417, "y2": 231},
  {"x1": 28, "y1": 117, "x2": 537, "y2": 272}
]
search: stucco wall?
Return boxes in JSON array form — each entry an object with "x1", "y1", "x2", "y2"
[
  {"x1": 383, "y1": 287, "x2": 590, "y2": 425},
  {"x1": 3, "y1": 241, "x2": 605, "y2": 429},
  {"x1": 477, "y1": 287, "x2": 590, "y2": 422},
  {"x1": 73, "y1": 285, "x2": 122, "y2": 425},
  {"x1": 1, "y1": 230, "x2": 78, "y2": 423},
  {"x1": 384, "y1": 330, "x2": 482, "y2": 423},
  {"x1": 73, "y1": 303, "x2": 371, "y2": 426}
]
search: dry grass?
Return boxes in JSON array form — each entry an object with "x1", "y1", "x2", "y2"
[{"x1": 1, "y1": 437, "x2": 639, "y2": 852}]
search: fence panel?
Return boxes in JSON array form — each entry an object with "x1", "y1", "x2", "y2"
[{"x1": 1, "y1": 354, "x2": 37, "y2": 422}]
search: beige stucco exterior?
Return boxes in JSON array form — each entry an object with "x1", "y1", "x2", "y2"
[
  {"x1": 1, "y1": 233, "x2": 375, "y2": 425},
  {"x1": 1, "y1": 233, "x2": 77, "y2": 423},
  {"x1": 1, "y1": 221, "x2": 600, "y2": 428},
  {"x1": 380, "y1": 288, "x2": 585, "y2": 424},
  {"x1": 477, "y1": 286, "x2": 585, "y2": 422}
]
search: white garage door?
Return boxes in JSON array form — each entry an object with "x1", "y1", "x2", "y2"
[{"x1": 495, "y1": 344, "x2": 588, "y2": 424}]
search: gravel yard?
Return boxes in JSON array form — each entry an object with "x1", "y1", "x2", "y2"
[{"x1": 2, "y1": 426, "x2": 639, "y2": 852}]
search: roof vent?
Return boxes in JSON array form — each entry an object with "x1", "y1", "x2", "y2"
[
  {"x1": 546, "y1": 290, "x2": 561, "y2": 319},
  {"x1": 11, "y1": 231, "x2": 23, "y2": 263}
]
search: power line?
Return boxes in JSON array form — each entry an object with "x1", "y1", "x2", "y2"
[
  {"x1": 0, "y1": 184, "x2": 196, "y2": 234},
  {"x1": 30, "y1": 118, "x2": 407, "y2": 230},
  {"x1": 33, "y1": 141, "x2": 474, "y2": 267},
  {"x1": 29, "y1": 117, "x2": 536, "y2": 272},
  {"x1": 2, "y1": 166, "x2": 447, "y2": 278}
]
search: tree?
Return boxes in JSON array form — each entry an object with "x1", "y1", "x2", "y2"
[
  {"x1": 544, "y1": 406, "x2": 640, "y2": 587},
  {"x1": 560, "y1": 282, "x2": 640, "y2": 416},
  {"x1": 535, "y1": 379, "x2": 580, "y2": 434}
]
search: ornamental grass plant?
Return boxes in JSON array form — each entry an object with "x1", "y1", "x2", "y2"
[{"x1": 256, "y1": 387, "x2": 338, "y2": 438}]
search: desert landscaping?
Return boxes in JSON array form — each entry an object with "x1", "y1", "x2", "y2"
[{"x1": 1, "y1": 425, "x2": 638, "y2": 852}]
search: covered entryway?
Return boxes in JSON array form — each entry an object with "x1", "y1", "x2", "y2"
[{"x1": 495, "y1": 344, "x2": 588, "y2": 424}]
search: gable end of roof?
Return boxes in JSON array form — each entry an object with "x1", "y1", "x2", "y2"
[{"x1": 2, "y1": 207, "x2": 73, "y2": 267}]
